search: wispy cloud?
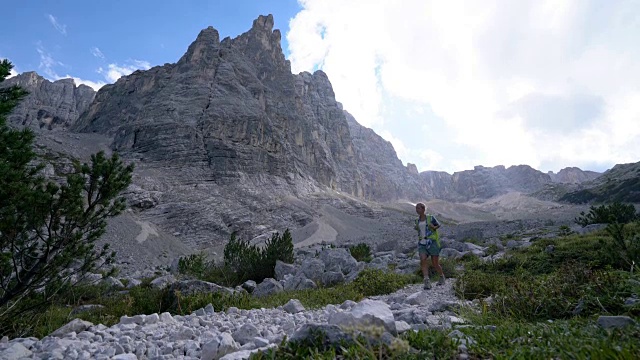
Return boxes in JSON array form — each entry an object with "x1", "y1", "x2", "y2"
[
  {"x1": 91, "y1": 47, "x2": 105, "y2": 59},
  {"x1": 65, "y1": 77, "x2": 106, "y2": 90},
  {"x1": 99, "y1": 60, "x2": 151, "y2": 82},
  {"x1": 35, "y1": 43, "x2": 106, "y2": 90},
  {"x1": 33, "y1": 43, "x2": 151, "y2": 90},
  {"x1": 36, "y1": 43, "x2": 64, "y2": 79},
  {"x1": 47, "y1": 14, "x2": 67, "y2": 35}
]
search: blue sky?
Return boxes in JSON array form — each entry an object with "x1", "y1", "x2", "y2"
[{"x1": 3, "y1": 1, "x2": 640, "y2": 174}]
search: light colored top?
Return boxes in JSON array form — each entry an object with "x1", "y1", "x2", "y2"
[{"x1": 418, "y1": 220, "x2": 427, "y2": 239}]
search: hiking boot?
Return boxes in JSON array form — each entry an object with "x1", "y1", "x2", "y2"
[
  {"x1": 423, "y1": 277, "x2": 432, "y2": 290},
  {"x1": 437, "y1": 276, "x2": 446, "y2": 286}
]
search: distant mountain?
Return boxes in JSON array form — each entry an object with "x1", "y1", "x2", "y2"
[
  {"x1": 547, "y1": 167, "x2": 601, "y2": 184},
  {"x1": 559, "y1": 161, "x2": 640, "y2": 203},
  {"x1": 420, "y1": 165, "x2": 553, "y2": 201}
]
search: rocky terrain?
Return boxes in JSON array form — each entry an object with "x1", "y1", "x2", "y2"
[
  {"x1": 0, "y1": 280, "x2": 462, "y2": 360},
  {"x1": 0, "y1": 219, "x2": 625, "y2": 359}
]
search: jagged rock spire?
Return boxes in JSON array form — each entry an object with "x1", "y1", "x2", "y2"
[
  {"x1": 251, "y1": 14, "x2": 275, "y2": 32},
  {"x1": 179, "y1": 26, "x2": 221, "y2": 64}
]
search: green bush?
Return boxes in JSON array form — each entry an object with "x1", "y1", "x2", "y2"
[
  {"x1": 262, "y1": 229, "x2": 295, "y2": 267},
  {"x1": 558, "y1": 225, "x2": 573, "y2": 237},
  {"x1": 575, "y1": 202, "x2": 639, "y2": 227},
  {"x1": 177, "y1": 252, "x2": 211, "y2": 278},
  {"x1": 223, "y1": 229, "x2": 294, "y2": 285},
  {"x1": 606, "y1": 223, "x2": 640, "y2": 272},
  {"x1": 349, "y1": 243, "x2": 372, "y2": 263}
]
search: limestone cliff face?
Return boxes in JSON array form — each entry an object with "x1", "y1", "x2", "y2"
[
  {"x1": 344, "y1": 111, "x2": 426, "y2": 201},
  {"x1": 73, "y1": 15, "x2": 367, "y2": 198},
  {"x1": 3, "y1": 72, "x2": 95, "y2": 129},
  {"x1": 420, "y1": 171, "x2": 457, "y2": 201}
]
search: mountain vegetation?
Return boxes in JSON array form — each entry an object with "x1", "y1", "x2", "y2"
[{"x1": 0, "y1": 60, "x2": 133, "y2": 332}]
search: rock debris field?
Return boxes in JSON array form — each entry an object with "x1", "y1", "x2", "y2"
[{"x1": 0, "y1": 281, "x2": 462, "y2": 360}]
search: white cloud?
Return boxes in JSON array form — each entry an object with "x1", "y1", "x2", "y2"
[
  {"x1": 37, "y1": 43, "x2": 64, "y2": 79},
  {"x1": 36, "y1": 44, "x2": 148, "y2": 90},
  {"x1": 99, "y1": 60, "x2": 151, "y2": 82},
  {"x1": 47, "y1": 14, "x2": 67, "y2": 35},
  {"x1": 379, "y1": 130, "x2": 408, "y2": 160},
  {"x1": 91, "y1": 47, "x2": 105, "y2": 59},
  {"x1": 287, "y1": 0, "x2": 640, "y2": 174},
  {"x1": 63, "y1": 76, "x2": 106, "y2": 91}
]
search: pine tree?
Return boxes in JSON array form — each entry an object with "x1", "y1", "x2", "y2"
[{"x1": 0, "y1": 60, "x2": 134, "y2": 317}]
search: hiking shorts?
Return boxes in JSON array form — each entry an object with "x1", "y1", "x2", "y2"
[{"x1": 418, "y1": 239, "x2": 441, "y2": 256}]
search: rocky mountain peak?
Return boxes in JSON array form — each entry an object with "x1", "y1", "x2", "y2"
[
  {"x1": 179, "y1": 26, "x2": 221, "y2": 64},
  {"x1": 252, "y1": 14, "x2": 275, "y2": 33},
  {"x1": 12, "y1": 71, "x2": 45, "y2": 87},
  {"x1": 228, "y1": 14, "x2": 290, "y2": 75}
]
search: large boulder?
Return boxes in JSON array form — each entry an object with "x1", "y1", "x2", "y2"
[
  {"x1": 439, "y1": 248, "x2": 464, "y2": 259},
  {"x1": 0, "y1": 343, "x2": 32, "y2": 360},
  {"x1": 328, "y1": 299, "x2": 397, "y2": 335},
  {"x1": 283, "y1": 299, "x2": 305, "y2": 314},
  {"x1": 297, "y1": 258, "x2": 325, "y2": 281},
  {"x1": 319, "y1": 248, "x2": 358, "y2": 275},
  {"x1": 232, "y1": 323, "x2": 261, "y2": 345},
  {"x1": 202, "y1": 333, "x2": 240, "y2": 360},
  {"x1": 274, "y1": 260, "x2": 297, "y2": 281},
  {"x1": 150, "y1": 274, "x2": 177, "y2": 289},
  {"x1": 50, "y1": 318, "x2": 93, "y2": 337},
  {"x1": 252, "y1": 278, "x2": 283, "y2": 297},
  {"x1": 597, "y1": 316, "x2": 636, "y2": 329},
  {"x1": 283, "y1": 273, "x2": 317, "y2": 291},
  {"x1": 320, "y1": 271, "x2": 345, "y2": 287}
]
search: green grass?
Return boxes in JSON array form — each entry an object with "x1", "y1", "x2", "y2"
[{"x1": 456, "y1": 316, "x2": 640, "y2": 359}]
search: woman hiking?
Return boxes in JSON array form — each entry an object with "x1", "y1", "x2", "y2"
[{"x1": 415, "y1": 202, "x2": 445, "y2": 289}]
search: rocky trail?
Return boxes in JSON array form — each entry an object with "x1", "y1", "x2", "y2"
[{"x1": 0, "y1": 281, "x2": 462, "y2": 360}]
